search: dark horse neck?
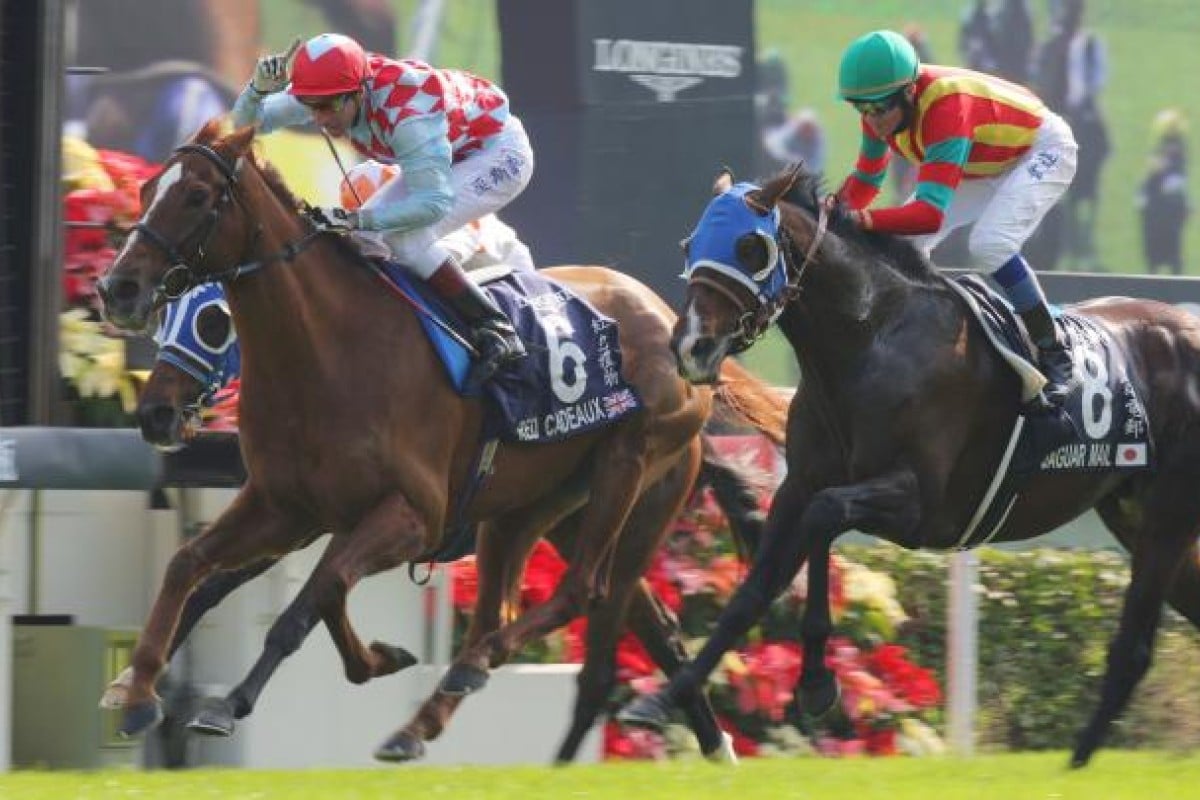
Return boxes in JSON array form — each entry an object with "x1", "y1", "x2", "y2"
[{"x1": 775, "y1": 203, "x2": 949, "y2": 391}]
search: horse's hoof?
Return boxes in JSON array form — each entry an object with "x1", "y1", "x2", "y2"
[
  {"x1": 99, "y1": 666, "x2": 139, "y2": 709},
  {"x1": 439, "y1": 663, "x2": 489, "y2": 696},
  {"x1": 1070, "y1": 740, "x2": 1096, "y2": 769},
  {"x1": 187, "y1": 697, "x2": 237, "y2": 737},
  {"x1": 374, "y1": 730, "x2": 426, "y2": 763},
  {"x1": 118, "y1": 701, "x2": 164, "y2": 739},
  {"x1": 616, "y1": 691, "x2": 672, "y2": 732},
  {"x1": 797, "y1": 674, "x2": 841, "y2": 718},
  {"x1": 703, "y1": 731, "x2": 739, "y2": 765},
  {"x1": 369, "y1": 641, "x2": 418, "y2": 677}
]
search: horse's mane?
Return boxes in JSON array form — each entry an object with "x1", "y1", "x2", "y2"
[
  {"x1": 766, "y1": 166, "x2": 944, "y2": 287},
  {"x1": 199, "y1": 120, "x2": 374, "y2": 266}
]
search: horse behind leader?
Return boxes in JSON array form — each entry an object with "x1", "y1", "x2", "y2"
[
  {"x1": 620, "y1": 163, "x2": 1200, "y2": 768},
  {"x1": 120, "y1": 280, "x2": 773, "y2": 763},
  {"x1": 95, "y1": 120, "x2": 786, "y2": 761}
]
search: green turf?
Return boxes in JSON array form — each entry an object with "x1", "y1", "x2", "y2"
[{"x1": 6, "y1": 752, "x2": 1200, "y2": 799}]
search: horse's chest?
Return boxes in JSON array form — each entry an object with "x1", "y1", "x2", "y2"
[{"x1": 247, "y1": 437, "x2": 391, "y2": 522}]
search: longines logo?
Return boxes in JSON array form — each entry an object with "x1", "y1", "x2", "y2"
[{"x1": 592, "y1": 38, "x2": 744, "y2": 102}]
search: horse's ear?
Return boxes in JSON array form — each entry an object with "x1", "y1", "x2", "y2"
[
  {"x1": 780, "y1": 161, "x2": 805, "y2": 197},
  {"x1": 713, "y1": 167, "x2": 734, "y2": 196},
  {"x1": 757, "y1": 161, "x2": 805, "y2": 209},
  {"x1": 222, "y1": 125, "x2": 257, "y2": 158}
]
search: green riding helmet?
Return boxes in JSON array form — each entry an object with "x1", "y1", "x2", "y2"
[{"x1": 838, "y1": 30, "x2": 920, "y2": 101}]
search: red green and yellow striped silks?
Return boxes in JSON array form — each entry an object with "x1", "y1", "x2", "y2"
[{"x1": 838, "y1": 64, "x2": 1047, "y2": 235}]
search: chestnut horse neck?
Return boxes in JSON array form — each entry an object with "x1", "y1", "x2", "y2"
[{"x1": 201, "y1": 141, "x2": 434, "y2": 426}]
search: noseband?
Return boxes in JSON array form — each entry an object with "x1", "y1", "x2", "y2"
[
  {"x1": 134, "y1": 144, "x2": 245, "y2": 303},
  {"x1": 134, "y1": 143, "x2": 323, "y2": 305}
]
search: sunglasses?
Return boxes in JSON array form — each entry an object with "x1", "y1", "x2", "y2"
[
  {"x1": 297, "y1": 94, "x2": 350, "y2": 113},
  {"x1": 849, "y1": 92, "x2": 903, "y2": 116}
]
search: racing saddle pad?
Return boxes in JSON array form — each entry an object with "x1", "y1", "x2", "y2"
[
  {"x1": 374, "y1": 261, "x2": 643, "y2": 444},
  {"x1": 950, "y1": 275, "x2": 1153, "y2": 549}
]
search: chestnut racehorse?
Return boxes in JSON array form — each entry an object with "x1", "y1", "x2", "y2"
[
  {"x1": 96, "y1": 121, "x2": 785, "y2": 761},
  {"x1": 113, "y1": 281, "x2": 774, "y2": 762}
]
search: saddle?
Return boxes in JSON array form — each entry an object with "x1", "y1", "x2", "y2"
[
  {"x1": 949, "y1": 275, "x2": 1153, "y2": 549},
  {"x1": 371, "y1": 261, "x2": 646, "y2": 565}
]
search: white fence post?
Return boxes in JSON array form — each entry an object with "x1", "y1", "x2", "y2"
[{"x1": 947, "y1": 549, "x2": 978, "y2": 755}]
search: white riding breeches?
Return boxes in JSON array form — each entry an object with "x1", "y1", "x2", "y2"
[
  {"x1": 362, "y1": 115, "x2": 534, "y2": 277},
  {"x1": 908, "y1": 111, "x2": 1078, "y2": 271}
]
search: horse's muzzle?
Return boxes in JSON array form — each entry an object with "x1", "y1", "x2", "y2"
[
  {"x1": 97, "y1": 274, "x2": 151, "y2": 330},
  {"x1": 673, "y1": 335, "x2": 725, "y2": 385},
  {"x1": 137, "y1": 403, "x2": 186, "y2": 452}
]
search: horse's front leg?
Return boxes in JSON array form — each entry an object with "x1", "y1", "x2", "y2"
[
  {"x1": 116, "y1": 488, "x2": 298, "y2": 737},
  {"x1": 374, "y1": 513, "x2": 549, "y2": 762},
  {"x1": 188, "y1": 534, "x2": 419, "y2": 738},
  {"x1": 100, "y1": 557, "x2": 278, "y2": 711},
  {"x1": 308, "y1": 492, "x2": 431, "y2": 688},
  {"x1": 793, "y1": 468, "x2": 922, "y2": 718},
  {"x1": 617, "y1": 474, "x2": 814, "y2": 730},
  {"x1": 442, "y1": 434, "x2": 648, "y2": 695}
]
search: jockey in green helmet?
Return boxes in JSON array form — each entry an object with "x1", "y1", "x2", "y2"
[{"x1": 832, "y1": 29, "x2": 1080, "y2": 410}]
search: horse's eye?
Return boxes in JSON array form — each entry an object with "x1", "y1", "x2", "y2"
[
  {"x1": 195, "y1": 304, "x2": 233, "y2": 351},
  {"x1": 736, "y1": 234, "x2": 768, "y2": 273},
  {"x1": 185, "y1": 188, "x2": 208, "y2": 207}
]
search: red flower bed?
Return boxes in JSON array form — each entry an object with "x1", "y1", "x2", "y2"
[{"x1": 449, "y1": 438, "x2": 944, "y2": 759}]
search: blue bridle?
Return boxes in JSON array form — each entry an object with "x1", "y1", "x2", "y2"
[{"x1": 153, "y1": 283, "x2": 240, "y2": 405}]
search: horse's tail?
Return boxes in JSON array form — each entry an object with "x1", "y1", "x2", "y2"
[
  {"x1": 698, "y1": 359, "x2": 790, "y2": 562},
  {"x1": 712, "y1": 358, "x2": 789, "y2": 446},
  {"x1": 698, "y1": 434, "x2": 767, "y2": 561}
]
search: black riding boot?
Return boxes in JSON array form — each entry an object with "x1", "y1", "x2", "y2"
[
  {"x1": 1019, "y1": 302, "x2": 1076, "y2": 407},
  {"x1": 428, "y1": 257, "x2": 526, "y2": 385}
]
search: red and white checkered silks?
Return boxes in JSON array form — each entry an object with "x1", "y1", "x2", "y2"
[{"x1": 351, "y1": 54, "x2": 510, "y2": 165}]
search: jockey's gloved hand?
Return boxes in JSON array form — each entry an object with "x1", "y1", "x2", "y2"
[
  {"x1": 309, "y1": 205, "x2": 360, "y2": 233},
  {"x1": 250, "y1": 37, "x2": 302, "y2": 96}
]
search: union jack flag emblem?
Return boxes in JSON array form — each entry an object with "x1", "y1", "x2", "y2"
[{"x1": 603, "y1": 389, "x2": 639, "y2": 418}]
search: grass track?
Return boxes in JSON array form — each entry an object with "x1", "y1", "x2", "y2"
[{"x1": 6, "y1": 752, "x2": 1200, "y2": 800}]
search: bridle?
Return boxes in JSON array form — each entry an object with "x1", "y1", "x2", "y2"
[
  {"x1": 689, "y1": 199, "x2": 829, "y2": 354},
  {"x1": 134, "y1": 143, "x2": 323, "y2": 306}
]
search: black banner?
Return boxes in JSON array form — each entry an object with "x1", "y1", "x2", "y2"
[{"x1": 499, "y1": 0, "x2": 756, "y2": 307}]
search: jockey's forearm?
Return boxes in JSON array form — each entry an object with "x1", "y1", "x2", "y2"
[
  {"x1": 230, "y1": 86, "x2": 308, "y2": 132},
  {"x1": 230, "y1": 85, "x2": 266, "y2": 128},
  {"x1": 358, "y1": 160, "x2": 453, "y2": 233},
  {"x1": 861, "y1": 199, "x2": 943, "y2": 235},
  {"x1": 359, "y1": 121, "x2": 455, "y2": 233}
]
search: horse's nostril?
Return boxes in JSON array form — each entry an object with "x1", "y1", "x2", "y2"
[
  {"x1": 138, "y1": 404, "x2": 179, "y2": 441},
  {"x1": 102, "y1": 276, "x2": 142, "y2": 307},
  {"x1": 691, "y1": 337, "x2": 717, "y2": 363}
]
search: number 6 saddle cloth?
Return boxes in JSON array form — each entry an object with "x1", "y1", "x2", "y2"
[{"x1": 372, "y1": 261, "x2": 643, "y2": 444}]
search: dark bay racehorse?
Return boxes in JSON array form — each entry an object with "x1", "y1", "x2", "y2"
[
  {"x1": 619, "y1": 164, "x2": 1200, "y2": 767},
  {"x1": 109, "y1": 283, "x2": 773, "y2": 763},
  {"x1": 95, "y1": 121, "x2": 786, "y2": 761}
]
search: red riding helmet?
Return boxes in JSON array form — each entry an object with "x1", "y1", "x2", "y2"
[{"x1": 289, "y1": 33, "x2": 369, "y2": 97}]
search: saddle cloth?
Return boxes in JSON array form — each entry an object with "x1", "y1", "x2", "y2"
[
  {"x1": 373, "y1": 261, "x2": 643, "y2": 444},
  {"x1": 951, "y1": 275, "x2": 1153, "y2": 549}
]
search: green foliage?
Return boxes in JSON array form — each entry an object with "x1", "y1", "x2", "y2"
[{"x1": 843, "y1": 544, "x2": 1200, "y2": 752}]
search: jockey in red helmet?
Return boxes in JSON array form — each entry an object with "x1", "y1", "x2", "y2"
[{"x1": 231, "y1": 33, "x2": 532, "y2": 381}]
